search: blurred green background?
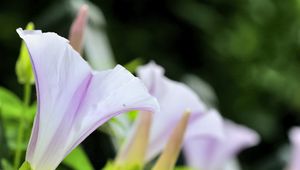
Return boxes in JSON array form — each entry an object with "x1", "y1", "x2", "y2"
[{"x1": 1, "y1": 0, "x2": 300, "y2": 169}]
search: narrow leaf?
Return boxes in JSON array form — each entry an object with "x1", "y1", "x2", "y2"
[{"x1": 63, "y1": 146, "x2": 93, "y2": 170}]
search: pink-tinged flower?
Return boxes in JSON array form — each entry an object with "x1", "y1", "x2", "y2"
[
  {"x1": 286, "y1": 127, "x2": 300, "y2": 170},
  {"x1": 118, "y1": 62, "x2": 224, "y2": 163},
  {"x1": 184, "y1": 120, "x2": 260, "y2": 170},
  {"x1": 17, "y1": 28, "x2": 159, "y2": 170}
]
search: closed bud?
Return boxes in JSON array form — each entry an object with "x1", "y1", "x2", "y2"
[
  {"x1": 69, "y1": 4, "x2": 89, "y2": 53},
  {"x1": 15, "y1": 22, "x2": 35, "y2": 85}
]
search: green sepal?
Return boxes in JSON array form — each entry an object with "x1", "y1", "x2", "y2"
[
  {"x1": 16, "y1": 22, "x2": 35, "y2": 85},
  {"x1": 19, "y1": 161, "x2": 33, "y2": 170},
  {"x1": 102, "y1": 161, "x2": 142, "y2": 170}
]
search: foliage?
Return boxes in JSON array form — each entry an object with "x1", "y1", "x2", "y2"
[
  {"x1": 174, "y1": 167, "x2": 195, "y2": 170},
  {"x1": 63, "y1": 146, "x2": 93, "y2": 170}
]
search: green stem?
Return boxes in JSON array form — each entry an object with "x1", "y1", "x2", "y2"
[{"x1": 14, "y1": 83, "x2": 31, "y2": 169}]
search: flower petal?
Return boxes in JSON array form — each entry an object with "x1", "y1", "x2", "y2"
[
  {"x1": 18, "y1": 28, "x2": 91, "y2": 168},
  {"x1": 287, "y1": 127, "x2": 300, "y2": 170},
  {"x1": 136, "y1": 62, "x2": 207, "y2": 161},
  {"x1": 184, "y1": 120, "x2": 259, "y2": 170},
  {"x1": 69, "y1": 4, "x2": 89, "y2": 53},
  {"x1": 220, "y1": 120, "x2": 260, "y2": 160},
  {"x1": 17, "y1": 28, "x2": 159, "y2": 170},
  {"x1": 184, "y1": 109, "x2": 224, "y2": 141},
  {"x1": 183, "y1": 110, "x2": 224, "y2": 170},
  {"x1": 64, "y1": 65, "x2": 159, "y2": 155}
]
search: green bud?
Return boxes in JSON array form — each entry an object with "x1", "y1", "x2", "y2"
[
  {"x1": 16, "y1": 22, "x2": 35, "y2": 85},
  {"x1": 19, "y1": 161, "x2": 33, "y2": 170}
]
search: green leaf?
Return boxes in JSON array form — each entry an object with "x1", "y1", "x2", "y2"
[
  {"x1": 0, "y1": 87, "x2": 22, "y2": 119},
  {"x1": 174, "y1": 166, "x2": 195, "y2": 170},
  {"x1": 0, "y1": 86, "x2": 36, "y2": 121},
  {"x1": 63, "y1": 146, "x2": 93, "y2": 170},
  {"x1": 1, "y1": 159, "x2": 14, "y2": 170},
  {"x1": 0, "y1": 87, "x2": 36, "y2": 152},
  {"x1": 25, "y1": 103, "x2": 37, "y2": 121},
  {"x1": 110, "y1": 110, "x2": 138, "y2": 126},
  {"x1": 102, "y1": 161, "x2": 142, "y2": 170},
  {"x1": 16, "y1": 22, "x2": 35, "y2": 85},
  {"x1": 124, "y1": 58, "x2": 144, "y2": 73},
  {"x1": 127, "y1": 110, "x2": 139, "y2": 122},
  {"x1": 0, "y1": 87, "x2": 22, "y2": 105},
  {"x1": 104, "y1": 111, "x2": 139, "y2": 148},
  {"x1": 0, "y1": 109, "x2": 9, "y2": 160},
  {"x1": 19, "y1": 161, "x2": 32, "y2": 170}
]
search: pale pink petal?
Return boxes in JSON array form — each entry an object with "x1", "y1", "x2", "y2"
[
  {"x1": 17, "y1": 28, "x2": 159, "y2": 170},
  {"x1": 183, "y1": 110, "x2": 224, "y2": 170},
  {"x1": 184, "y1": 137, "x2": 217, "y2": 170},
  {"x1": 184, "y1": 120, "x2": 259, "y2": 170},
  {"x1": 185, "y1": 109, "x2": 224, "y2": 141},
  {"x1": 287, "y1": 127, "x2": 300, "y2": 170},
  {"x1": 18, "y1": 28, "x2": 91, "y2": 168},
  {"x1": 219, "y1": 120, "x2": 260, "y2": 161},
  {"x1": 69, "y1": 4, "x2": 88, "y2": 53},
  {"x1": 137, "y1": 62, "x2": 208, "y2": 161}
]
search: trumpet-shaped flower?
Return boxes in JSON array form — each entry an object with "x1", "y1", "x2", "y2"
[
  {"x1": 286, "y1": 127, "x2": 300, "y2": 170},
  {"x1": 118, "y1": 62, "x2": 224, "y2": 163},
  {"x1": 17, "y1": 28, "x2": 159, "y2": 170},
  {"x1": 184, "y1": 120, "x2": 260, "y2": 170}
]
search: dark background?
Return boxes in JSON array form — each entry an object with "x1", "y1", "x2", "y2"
[{"x1": 1, "y1": 0, "x2": 300, "y2": 169}]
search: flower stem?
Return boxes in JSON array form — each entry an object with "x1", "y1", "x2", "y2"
[{"x1": 14, "y1": 83, "x2": 31, "y2": 169}]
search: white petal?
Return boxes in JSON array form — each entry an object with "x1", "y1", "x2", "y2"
[
  {"x1": 184, "y1": 120, "x2": 259, "y2": 170},
  {"x1": 137, "y1": 62, "x2": 208, "y2": 161},
  {"x1": 17, "y1": 28, "x2": 159, "y2": 170}
]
